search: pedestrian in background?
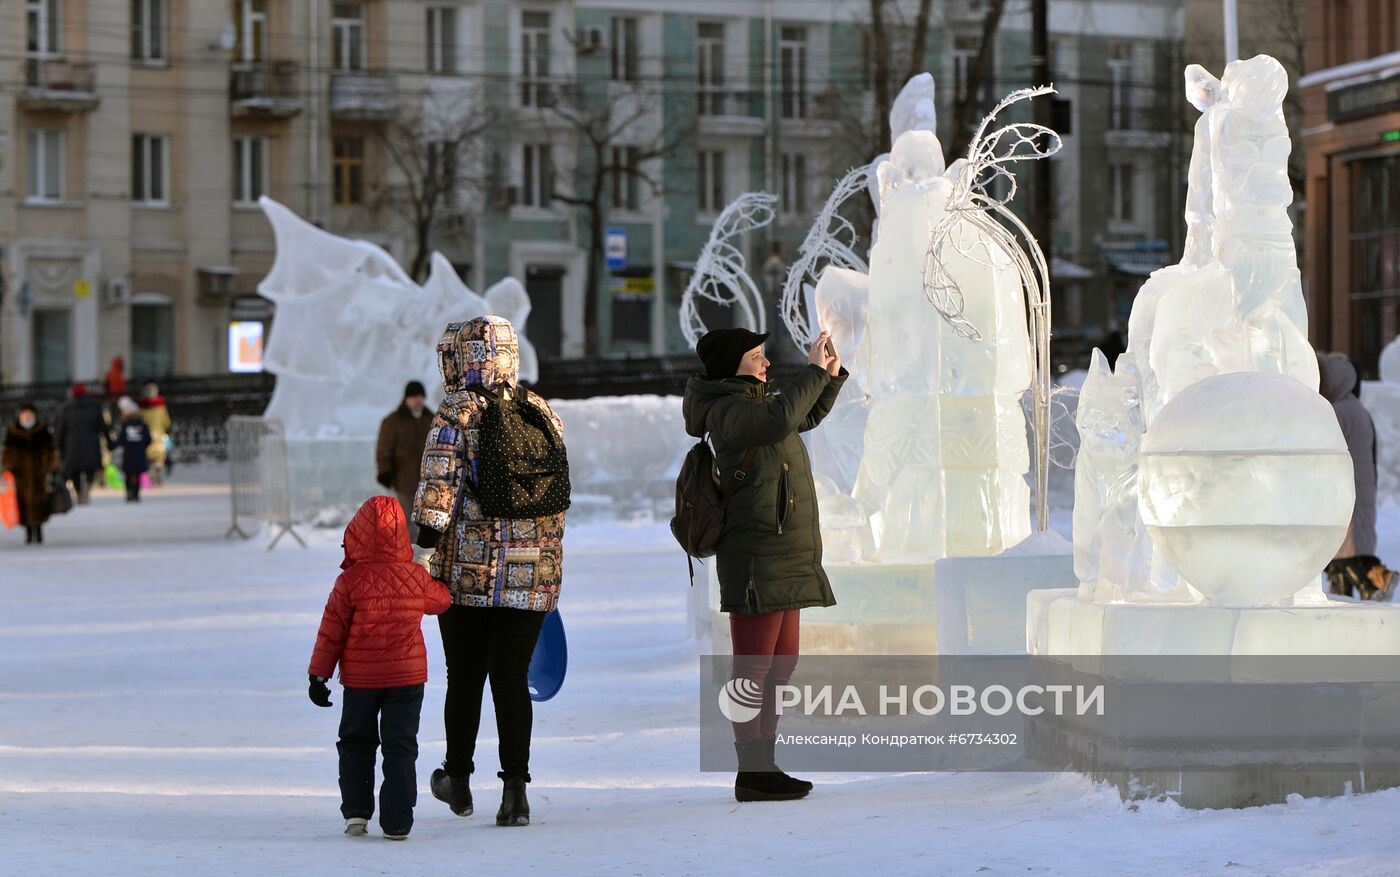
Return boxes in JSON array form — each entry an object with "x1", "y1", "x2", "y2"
[
  {"x1": 139, "y1": 384, "x2": 172, "y2": 486},
  {"x1": 3, "y1": 403, "x2": 60, "y2": 545},
  {"x1": 376, "y1": 381, "x2": 433, "y2": 542},
  {"x1": 1320, "y1": 355, "x2": 1395, "y2": 599},
  {"x1": 104, "y1": 357, "x2": 127, "y2": 407},
  {"x1": 109, "y1": 397, "x2": 152, "y2": 503},
  {"x1": 55, "y1": 383, "x2": 106, "y2": 505}
]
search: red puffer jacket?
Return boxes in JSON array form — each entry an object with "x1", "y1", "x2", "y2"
[{"x1": 308, "y1": 496, "x2": 452, "y2": 688}]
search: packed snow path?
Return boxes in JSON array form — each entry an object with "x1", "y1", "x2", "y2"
[{"x1": 5, "y1": 471, "x2": 1400, "y2": 875}]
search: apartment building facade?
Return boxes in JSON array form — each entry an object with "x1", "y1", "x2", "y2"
[
  {"x1": 0, "y1": 0, "x2": 1187, "y2": 385},
  {"x1": 1300, "y1": 0, "x2": 1400, "y2": 373}
]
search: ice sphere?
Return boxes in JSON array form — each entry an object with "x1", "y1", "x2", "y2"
[{"x1": 1139, "y1": 372, "x2": 1353, "y2": 605}]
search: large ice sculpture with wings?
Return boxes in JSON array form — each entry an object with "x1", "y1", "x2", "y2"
[
  {"x1": 773, "y1": 74, "x2": 1060, "y2": 564},
  {"x1": 257, "y1": 197, "x2": 538, "y2": 438}
]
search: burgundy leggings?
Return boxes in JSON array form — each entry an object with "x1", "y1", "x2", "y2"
[{"x1": 729, "y1": 609, "x2": 800, "y2": 742}]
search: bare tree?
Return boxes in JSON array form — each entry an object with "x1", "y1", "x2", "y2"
[
  {"x1": 544, "y1": 84, "x2": 690, "y2": 356},
  {"x1": 840, "y1": 0, "x2": 1007, "y2": 163},
  {"x1": 372, "y1": 99, "x2": 493, "y2": 281}
]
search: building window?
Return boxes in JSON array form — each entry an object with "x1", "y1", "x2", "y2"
[
  {"x1": 131, "y1": 0, "x2": 166, "y2": 63},
  {"x1": 31, "y1": 308, "x2": 71, "y2": 384},
  {"x1": 1110, "y1": 162, "x2": 1135, "y2": 223},
  {"x1": 428, "y1": 141, "x2": 459, "y2": 208},
  {"x1": 610, "y1": 16, "x2": 639, "y2": 82},
  {"x1": 1107, "y1": 42, "x2": 1133, "y2": 131},
  {"x1": 611, "y1": 146, "x2": 640, "y2": 211},
  {"x1": 332, "y1": 3, "x2": 366, "y2": 72},
  {"x1": 233, "y1": 136, "x2": 267, "y2": 205},
  {"x1": 697, "y1": 149, "x2": 725, "y2": 214},
  {"x1": 235, "y1": 0, "x2": 267, "y2": 63},
  {"x1": 779, "y1": 26, "x2": 808, "y2": 120},
  {"x1": 952, "y1": 34, "x2": 980, "y2": 104},
  {"x1": 131, "y1": 303, "x2": 174, "y2": 378},
  {"x1": 1350, "y1": 153, "x2": 1400, "y2": 371},
  {"x1": 26, "y1": 0, "x2": 59, "y2": 57},
  {"x1": 696, "y1": 21, "x2": 726, "y2": 116},
  {"x1": 132, "y1": 134, "x2": 169, "y2": 204},
  {"x1": 521, "y1": 11, "x2": 552, "y2": 107},
  {"x1": 333, "y1": 136, "x2": 365, "y2": 205},
  {"x1": 26, "y1": 128, "x2": 63, "y2": 202},
  {"x1": 426, "y1": 5, "x2": 457, "y2": 74},
  {"x1": 521, "y1": 143, "x2": 553, "y2": 208},
  {"x1": 781, "y1": 152, "x2": 808, "y2": 216}
]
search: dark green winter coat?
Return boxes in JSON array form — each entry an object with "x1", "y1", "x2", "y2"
[{"x1": 683, "y1": 365, "x2": 849, "y2": 614}]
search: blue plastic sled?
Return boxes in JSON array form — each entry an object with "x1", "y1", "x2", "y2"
[{"x1": 528, "y1": 609, "x2": 567, "y2": 702}]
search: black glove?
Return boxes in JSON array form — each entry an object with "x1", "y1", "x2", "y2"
[
  {"x1": 377, "y1": 471, "x2": 394, "y2": 490},
  {"x1": 308, "y1": 675, "x2": 333, "y2": 708}
]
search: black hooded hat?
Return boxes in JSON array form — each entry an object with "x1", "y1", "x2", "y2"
[{"x1": 696, "y1": 328, "x2": 770, "y2": 380}]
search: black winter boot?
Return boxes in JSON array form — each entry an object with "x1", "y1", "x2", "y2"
[
  {"x1": 495, "y1": 777, "x2": 530, "y2": 826},
  {"x1": 24, "y1": 527, "x2": 35, "y2": 544},
  {"x1": 734, "y1": 741, "x2": 808, "y2": 802},
  {"x1": 430, "y1": 764, "x2": 473, "y2": 816},
  {"x1": 763, "y1": 738, "x2": 813, "y2": 794}
]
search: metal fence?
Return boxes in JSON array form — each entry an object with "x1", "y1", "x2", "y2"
[{"x1": 226, "y1": 416, "x2": 305, "y2": 550}]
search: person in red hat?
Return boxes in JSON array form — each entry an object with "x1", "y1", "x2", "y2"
[
  {"x1": 308, "y1": 496, "x2": 452, "y2": 841},
  {"x1": 54, "y1": 382, "x2": 106, "y2": 504}
]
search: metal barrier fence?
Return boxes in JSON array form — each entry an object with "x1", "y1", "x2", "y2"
[{"x1": 226, "y1": 415, "x2": 305, "y2": 550}]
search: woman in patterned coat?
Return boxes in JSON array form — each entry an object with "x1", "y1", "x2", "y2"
[{"x1": 413, "y1": 316, "x2": 566, "y2": 827}]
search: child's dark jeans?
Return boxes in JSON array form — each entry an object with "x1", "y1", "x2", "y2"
[{"x1": 337, "y1": 684, "x2": 425, "y2": 835}]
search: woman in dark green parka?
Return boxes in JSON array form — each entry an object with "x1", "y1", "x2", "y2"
[{"x1": 682, "y1": 327, "x2": 848, "y2": 804}]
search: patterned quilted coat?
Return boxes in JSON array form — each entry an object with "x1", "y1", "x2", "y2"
[
  {"x1": 414, "y1": 317, "x2": 567, "y2": 612},
  {"x1": 308, "y1": 496, "x2": 452, "y2": 688}
]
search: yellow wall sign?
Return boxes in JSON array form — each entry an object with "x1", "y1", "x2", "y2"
[
  {"x1": 611, "y1": 276, "x2": 656, "y2": 299},
  {"x1": 74, "y1": 279, "x2": 92, "y2": 299}
]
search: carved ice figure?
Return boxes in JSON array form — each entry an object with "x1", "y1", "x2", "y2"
[{"x1": 256, "y1": 197, "x2": 529, "y2": 438}]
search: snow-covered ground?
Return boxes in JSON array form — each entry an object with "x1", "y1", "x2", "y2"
[{"x1": 6, "y1": 471, "x2": 1400, "y2": 876}]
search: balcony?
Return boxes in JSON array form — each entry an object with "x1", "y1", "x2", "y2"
[
  {"x1": 1105, "y1": 107, "x2": 1172, "y2": 149},
  {"x1": 779, "y1": 90, "x2": 844, "y2": 137},
  {"x1": 19, "y1": 58, "x2": 99, "y2": 113},
  {"x1": 697, "y1": 89, "x2": 764, "y2": 137},
  {"x1": 329, "y1": 72, "x2": 397, "y2": 120},
  {"x1": 230, "y1": 61, "x2": 303, "y2": 118}
]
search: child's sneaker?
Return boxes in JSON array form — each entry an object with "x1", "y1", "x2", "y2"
[
  {"x1": 384, "y1": 829, "x2": 410, "y2": 841},
  {"x1": 344, "y1": 818, "x2": 368, "y2": 837}
]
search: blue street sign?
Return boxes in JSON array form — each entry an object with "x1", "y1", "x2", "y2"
[{"x1": 605, "y1": 228, "x2": 627, "y2": 271}]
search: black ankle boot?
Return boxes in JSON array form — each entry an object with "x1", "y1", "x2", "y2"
[
  {"x1": 25, "y1": 526, "x2": 35, "y2": 544},
  {"x1": 430, "y1": 764, "x2": 473, "y2": 816},
  {"x1": 734, "y1": 741, "x2": 808, "y2": 802},
  {"x1": 496, "y1": 777, "x2": 530, "y2": 826},
  {"x1": 762, "y1": 737, "x2": 813, "y2": 794}
]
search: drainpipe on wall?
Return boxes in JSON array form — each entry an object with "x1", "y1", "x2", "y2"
[{"x1": 308, "y1": 0, "x2": 322, "y2": 225}]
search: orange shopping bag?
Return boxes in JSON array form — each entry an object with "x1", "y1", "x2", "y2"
[{"x1": 0, "y1": 471, "x2": 19, "y2": 529}]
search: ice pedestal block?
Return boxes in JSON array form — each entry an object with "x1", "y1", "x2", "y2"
[
  {"x1": 1026, "y1": 587, "x2": 1400, "y2": 656},
  {"x1": 933, "y1": 531, "x2": 1077, "y2": 655},
  {"x1": 703, "y1": 561, "x2": 941, "y2": 655}
]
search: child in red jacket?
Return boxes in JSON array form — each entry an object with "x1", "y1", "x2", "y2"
[{"x1": 308, "y1": 496, "x2": 452, "y2": 840}]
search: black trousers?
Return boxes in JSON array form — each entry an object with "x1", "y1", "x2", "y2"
[
  {"x1": 125, "y1": 474, "x2": 142, "y2": 501},
  {"x1": 439, "y1": 606, "x2": 546, "y2": 782},
  {"x1": 337, "y1": 684, "x2": 424, "y2": 833}
]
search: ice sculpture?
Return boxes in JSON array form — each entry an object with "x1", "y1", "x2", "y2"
[
  {"x1": 679, "y1": 193, "x2": 775, "y2": 346},
  {"x1": 1071, "y1": 56, "x2": 1328, "y2": 605},
  {"x1": 1366, "y1": 337, "x2": 1400, "y2": 503},
  {"x1": 851, "y1": 87, "x2": 1058, "y2": 562},
  {"x1": 257, "y1": 197, "x2": 529, "y2": 438}
]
